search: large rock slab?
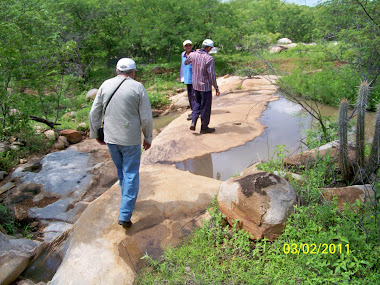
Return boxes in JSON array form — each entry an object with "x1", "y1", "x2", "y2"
[
  {"x1": 321, "y1": 184, "x2": 376, "y2": 209},
  {"x1": 218, "y1": 171, "x2": 296, "y2": 240},
  {"x1": 10, "y1": 149, "x2": 94, "y2": 223},
  {"x1": 283, "y1": 140, "x2": 355, "y2": 168},
  {"x1": 216, "y1": 75, "x2": 244, "y2": 94},
  {"x1": 169, "y1": 91, "x2": 190, "y2": 108},
  {"x1": 143, "y1": 77, "x2": 278, "y2": 164},
  {"x1": 50, "y1": 164, "x2": 222, "y2": 284},
  {"x1": 0, "y1": 233, "x2": 43, "y2": 285}
]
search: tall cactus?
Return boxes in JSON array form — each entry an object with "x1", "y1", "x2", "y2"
[
  {"x1": 365, "y1": 103, "x2": 380, "y2": 176},
  {"x1": 336, "y1": 81, "x2": 378, "y2": 183},
  {"x1": 339, "y1": 99, "x2": 350, "y2": 181},
  {"x1": 356, "y1": 81, "x2": 369, "y2": 167}
]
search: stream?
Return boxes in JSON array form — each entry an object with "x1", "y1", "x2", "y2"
[{"x1": 173, "y1": 94, "x2": 377, "y2": 181}]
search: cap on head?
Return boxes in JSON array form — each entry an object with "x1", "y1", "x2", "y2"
[
  {"x1": 202, "y1": 39, "x2": 214, "y2": 48},
  {"x1": 183, "y1": 39, "x2": 192, "y2": 46},
  {"x1": 117, "y1": 58, "x2": 136, "y2": 71}
]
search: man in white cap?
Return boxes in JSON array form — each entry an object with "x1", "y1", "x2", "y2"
[
  {"x1": 180, "y1": 39, "x2": 195, "y2": 121},
  {"x1": 89, "y1": 58, "x2": 153, "y2": 228},
  {"x1": 185, "y1": 39, "x2": 220, "y2": 134}
]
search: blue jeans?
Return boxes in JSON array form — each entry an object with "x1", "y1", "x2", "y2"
[{"x1": 107, "y1": 144, "x2": 141, "y2": 222}]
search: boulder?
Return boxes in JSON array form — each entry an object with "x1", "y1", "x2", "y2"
[
  {"x1": 10, "y1": 142, "x2": 23, "y2": 151},
  {"x1": 173, "y1": 94, "x2": 190, "y2": 108},
  {"x1": 11, "y1": 204, "x2": 29, "y2": 221},
  {"x1": 52, "y1": 140, "x2": 65, "y2": 150},
  {"x1": 63, "y1": 111, "x2": 76, "y2": 118},
  {"x1": 0, "y1": 171, "x2": 8, "y2": 181},
  {"x1": 321, "y1": 184, "x2": 376, "y2": 209},
  {"x1": 77, "y1": 122, "x2": 87, "y2": 131},
  {"x1": 169, "y1": 91, "x2": 189, "y2": 108},
  {"x1": 281, "y1": 43, "x2": 298, "y2": 49},
  {"x1": 269, "y1": 45, "x2": 284, "y2": 53},
  {"x1": 218, "y1": 171, "x2": 296, "y2": 240},
  {"x1": 44, "y1": 130, "x2": 56, "y2": 141},
  {"x1": 59, "y1": 129, "x2": 82, "y2": 144},
  {"x1": 86, "y1": 89, "x2": 98, "y2": 101},
  {"x1": 277, "y1": 38, "x2": 292, "y2": 45},
  {"x1": 0, "y1": 232, "x2": 43, "y2": 285},
  {"x1": 0, "y1": 141, "x2": 10, "y2": 153},
  {"x1": 59, "y1": 136, "x2": 69, "y2": 146}
]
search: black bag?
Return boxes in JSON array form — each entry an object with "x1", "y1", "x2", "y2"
[
  {"x1": 97, "y1": 78, "x2": 126, "y2": 143},
  {"x1": 97, "y1": 127, "x2": 104, "y2": 142}
]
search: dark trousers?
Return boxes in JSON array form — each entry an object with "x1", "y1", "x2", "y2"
[
  {"x1": 192, "y1": 90, "x2": 212, "y2": 130},
  {"x1": 186, "y1": 84, "x2": 194, "y2": 111}
]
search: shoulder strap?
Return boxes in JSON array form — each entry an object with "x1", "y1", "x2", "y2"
[{"x1": 104, "y1": 78, "x2": 126, "y2": 115}]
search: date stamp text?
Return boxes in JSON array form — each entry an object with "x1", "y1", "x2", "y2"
[{"x1": 283, "y1": 243, "x2": 350, "y2": 255}]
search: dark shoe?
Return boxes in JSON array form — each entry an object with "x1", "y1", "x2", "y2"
[
  {"x1": 200, "y1": 127, "x2": 215, "y2": 134},
  {"x1": 187, "y1": 114, "x2": 192, "y2": 121},
  {"x1": 190, "y1": 122, "x2": 196, "y2": 131},
  {"x1": 118, "y1": 220, "x2": 132, "y2": 228}
]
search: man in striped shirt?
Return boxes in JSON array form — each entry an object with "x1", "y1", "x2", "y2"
[{"x1": 185, "y1": 39, "x2": 220, "y2": 134}]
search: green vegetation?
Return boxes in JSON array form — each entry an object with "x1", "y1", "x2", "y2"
[
  {"x1": 0, "y1": 204, "x2": 34, "y2": 238},
  {"x1": 0, "y1": 1, "x2": 378, "y2": 281},
  {"x1": 336, "y1": 82, "x2": 380, "y2": 184},
  {"x1": 137, "y1": 198, "x2": 380, "y2": 283},
  {"x1": 136, "y1": 144, "x2": 380, "y2": 284},
  {"x1": 1, "y1": 0, "x2": 378, "y2": 174}
]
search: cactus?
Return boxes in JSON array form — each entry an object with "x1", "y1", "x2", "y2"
[
  {"x1": 337, "y1": 81, "x2": 378, "y2": 183},
  {"x1": 338, "y1": 99, "x2": 350, "y2": 181},
  {"x1": 356, "y1": 81, "x2": 369, "y2": 167},
  {"x1": 365, "y1": 103, "x2": 380, "y2": 176}
]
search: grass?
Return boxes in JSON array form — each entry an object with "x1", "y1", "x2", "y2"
[
  {"x1": 257, "y1": 43, "x2": 380, "y2": 111},
  {"x1": 136, "y1": 145, "x2": 380, "y2": 284},
  {"x1": 136, "y1": 199, "x2": 380, "y2": 284}
]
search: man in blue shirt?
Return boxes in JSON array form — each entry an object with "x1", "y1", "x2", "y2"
[{"x1": 180, "y1": 39, "x2": 195, "y2": 121}]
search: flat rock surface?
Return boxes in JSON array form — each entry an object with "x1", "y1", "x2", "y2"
[
  {"x1": 51, "y1": 164, "x2": 222, "y2": 284},
  {"x1": 143, "y1": 76, "x2": 278, "y2": 164}
]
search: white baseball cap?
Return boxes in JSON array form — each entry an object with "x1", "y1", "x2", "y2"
[
  {"x1": 183, "y1": 40, "x2": 192, "y2": 46},
  {"x1": 117, "y1": 58, "x2": 136, "y2": 71},
  {"x1": 202, "y1": 39, "x2": 214, "y2": 47}
]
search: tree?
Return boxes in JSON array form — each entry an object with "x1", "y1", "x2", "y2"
[
  {"x1": 315, "y1": 0, "x2": 380, "y2": 86},
  {"x1": 0, "y1": 0, "x2": 53, "y2": 131}
]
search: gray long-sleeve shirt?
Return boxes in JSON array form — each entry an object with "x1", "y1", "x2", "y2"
[{"x1": 89, "y1": 75, "x2": 153, "y2": 146}]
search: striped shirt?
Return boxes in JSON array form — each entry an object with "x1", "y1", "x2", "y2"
[{"x1": 184, "y1": 49, "x2": 218, "y2": 92}]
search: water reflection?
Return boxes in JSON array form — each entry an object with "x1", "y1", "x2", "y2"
[
  {"x1": 176, "y1": 153, "x2": 214, "y2": 179},
  {"x1": 175, "y1": 96, "x2": 312, "y2": 180}
]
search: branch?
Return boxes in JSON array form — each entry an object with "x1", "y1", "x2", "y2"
[
  {"x1": 28, "y1": 115, "x2": 61, "y2": 129},
  {"x1": 354, "y1": 0, "x2": 380, "y2": 29},
  {"x1": 369, "y1": 68, "x2": 380, "y2": 87}
]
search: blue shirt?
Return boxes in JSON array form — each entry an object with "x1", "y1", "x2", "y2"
[{"x1": 180, "y1": 51, "x2": 193, "y2": 84}]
